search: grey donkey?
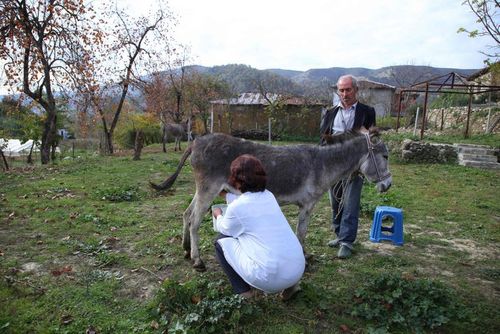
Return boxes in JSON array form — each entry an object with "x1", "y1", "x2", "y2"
[{"x1": 151, "y1": 129, "x2": 392, "y2": 271}]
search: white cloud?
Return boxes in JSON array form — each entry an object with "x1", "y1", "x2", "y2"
[
  {"x1": 174, "y1": 0, "x2": 490, "y2": 70},
  {"x1": 1, "y1": 0, "x2": 494, "y2": 95}
]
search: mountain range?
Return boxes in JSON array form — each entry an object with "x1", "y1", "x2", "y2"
[{"x1": 187, "y1": 64, "x2": 481, "y2": 101}]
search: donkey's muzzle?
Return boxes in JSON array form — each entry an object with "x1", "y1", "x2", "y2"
[{"x1": 376, "y1": 175, "x2": 392, "y2": 193}]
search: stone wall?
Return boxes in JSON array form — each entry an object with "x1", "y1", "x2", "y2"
[
  {"x1": 401, "y1": 139, "x2": 457, "y2": 163},
  {"x1": 426, "y1": 105, "x2": 499, "y2": 134}
]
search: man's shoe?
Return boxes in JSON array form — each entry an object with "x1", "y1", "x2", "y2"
[
  {"x1": 327, "y1": 238, "x2": 340, "y2": 248},
  {"x1": 337, "y1": 245, "x2": 352, "y2": 259}
]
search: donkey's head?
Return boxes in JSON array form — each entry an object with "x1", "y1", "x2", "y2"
[{"x1": 359, "y1": 129, "x2": 392, "y2": 193}]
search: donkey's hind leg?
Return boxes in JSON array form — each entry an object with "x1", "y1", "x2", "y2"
[
  {"x1": 182, "y1": 196, "x2": 196, "y2": 259},
  {"x1": 185, "y1": 187, "x2": 219, "y2": 272}
]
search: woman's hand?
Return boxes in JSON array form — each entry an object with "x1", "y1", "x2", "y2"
[{"x1": 212, "y1": 207, "x2": 222, "y2": 218}]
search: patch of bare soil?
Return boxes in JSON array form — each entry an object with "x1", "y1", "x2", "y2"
[
  {"x1": 116, "y1": 267, "x2": 171, "y2": 300},
  {"x1": 438, "y1": 238, "x2": 500, "y2": 261},
  {"x1": 360, "y1": 240, "x2": 400, "y2": 256}
]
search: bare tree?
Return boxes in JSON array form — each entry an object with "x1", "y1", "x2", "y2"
[
  {"x1": 0, "y1": 0, "x2": 102, "y2": 164},
  {"x1": 164, "y1": 45, "x2": 191, "y2": 124},
  {"x1": 80, "y1": 1, "x2": 176, "y2": 155},
  {"x1": 459, "y1": 0, "x2": 500, "y2": 61}
]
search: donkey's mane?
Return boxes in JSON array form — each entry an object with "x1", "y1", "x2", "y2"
[{"x1": 321, "y1": 127, "x2": 380, "y2": 145}]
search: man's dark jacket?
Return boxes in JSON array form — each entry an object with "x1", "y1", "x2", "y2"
[{"x1": 319, "y1": 102, "x2": 376, "y2": 145}]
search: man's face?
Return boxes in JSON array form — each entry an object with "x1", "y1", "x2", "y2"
[{"x1": 337, "y1": 77, "x2": 357, "y2": 108}]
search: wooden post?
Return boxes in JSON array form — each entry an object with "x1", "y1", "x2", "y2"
[
  {"x1": 268, "y1": 118, "x2": 272, "y2": 144},
  {"x1": 396, "y1": 92, "x2": 403, "y2": 132},
  {"x1": 440, "y1": 108, "x2": 444, "y2": 131},
  {"x1": 464, "y1": 92, "x2": 472, "y2": 138},
  {"x1": 420, "y1": 83, "x2": 429, "y2": 140},
  {"x1": 210, "y1": 105, "x2": 214, "y2": 134},
  {"x1": 413, "y1": 107, "x2": 420, "y2": 136},
  {"x1": 485, "y1": 92, "x2": 491, "y2": 134}
]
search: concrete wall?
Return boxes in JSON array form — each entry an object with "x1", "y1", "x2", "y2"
[{"x1": 358, "y1": 88, "x2": 396, "y2": 117}]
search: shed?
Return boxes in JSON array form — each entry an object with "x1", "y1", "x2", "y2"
[{"x1": 205, "y1": 93, "x2": 326, "y2": 138}]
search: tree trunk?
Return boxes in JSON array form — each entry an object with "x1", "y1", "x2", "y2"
[
  {"x1": 40, "y1": 108, "x2": 58, "y2": 164},
  {"x1": 162, "y1": 126, "x2": 167, "y2": 153},
  {"x1": 99, "y1": 125, "x2": 114, "y2": 155},
  {"x1": 51, "y1": 140, "x2": 58, "y2": 161},
  {"x1": 27, "y1": 141, "x2": 35, "y2": 164},
  {"x1": 133, "y1": 130, "x2": 144, "y2": 161},
  {"x1": 0, "y1": 148, "x2": 9, "y2": 171}
]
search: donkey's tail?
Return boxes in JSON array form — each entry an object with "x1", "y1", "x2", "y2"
[{"x1": 150, "y1": 145, "x2": 193, "y2": 191}]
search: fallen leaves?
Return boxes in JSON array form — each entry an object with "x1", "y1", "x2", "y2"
[{"x1": 51, "y1": 265, "x2": 73, "y2": 277}]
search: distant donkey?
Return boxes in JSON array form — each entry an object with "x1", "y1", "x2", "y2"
[{"x1": 161, "y1": 122, "x2": 187, "y2": 153}]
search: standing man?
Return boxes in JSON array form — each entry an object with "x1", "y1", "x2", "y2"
[{"x1": 319, "y1": 75, "x2": 376, "y2": 259}]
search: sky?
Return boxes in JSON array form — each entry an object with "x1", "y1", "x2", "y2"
[
  {"x1": 118, "y1": 0, "x2": 494, "y2": 71},
  {"x1": 0, "y1": 0, "x2": 494, "y2": 95}
]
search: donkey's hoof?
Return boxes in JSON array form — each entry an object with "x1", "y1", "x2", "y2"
[
  {"x1": 193, "y1": 260, "x2": 206, "y2": 272},
  {"x1": 184, "y1": 251, "x2": 191, "y2": 259}
]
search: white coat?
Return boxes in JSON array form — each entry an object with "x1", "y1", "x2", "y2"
[{"x1": 215, "y1": 190, "x2": 305, "y2": 293}]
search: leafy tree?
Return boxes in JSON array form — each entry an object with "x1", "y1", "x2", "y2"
[
  {"x1": 458, "y1": 0, "x2": 500, "y2": 62},
  {"x1": 186, "y1": 72, "x2": 232, "y2": 134},
  {"x1": 0, "y1": 97, "x2": 30, "y2": 138},
  {"x1": 0, "y1": 0, "x2": 102, "y2": 164},
  {"x1": 77, "y1": 0, "x2": 177, "y2": 155}
]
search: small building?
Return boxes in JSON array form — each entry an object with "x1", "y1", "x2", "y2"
[{"x1": 204, "y1": 93, "x2": 327, "y2": 138}]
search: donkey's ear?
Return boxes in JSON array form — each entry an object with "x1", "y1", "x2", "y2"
[
  {"x1": 369, "y1": 127, "x2": 381, "y2": 144},
  {"x1": 322, "y1": 134, "x2": 335, "y2": 144},
  {"x1": 368, "y1": 126, "x2": 380, "y2": 136},
  {"x1": 359, "y1": 127, "x2": 369, "y2": 134}
]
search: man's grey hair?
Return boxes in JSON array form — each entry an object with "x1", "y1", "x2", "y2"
[{"x1": 337, "y1": 75, "x2": 358, "y2": 90}]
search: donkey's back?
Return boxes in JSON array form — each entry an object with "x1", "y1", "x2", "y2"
[{"x1": 190, "y1": 133, "x2": 324, "y2": 202}]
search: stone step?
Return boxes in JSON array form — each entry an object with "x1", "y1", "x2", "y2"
[
  {"x1": 458, "y1": 153, "x2": 498, "y2": 163},
  {"x1": 459, "y1": 160, "x2": 500, "y2": 169},
  {"x1": 455, "y1": 146, "x2": 497, "y2": 155}
]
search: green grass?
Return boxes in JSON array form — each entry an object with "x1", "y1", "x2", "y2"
[{"x1": 0, "y1": 142, "x2": 499, "y2": 333}]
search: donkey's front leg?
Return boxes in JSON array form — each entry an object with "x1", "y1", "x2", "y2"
[
  {"x1": 182, "y1": 202, "x2": 194, "y2": 259},
  {"x1": 189, "y1": 217, "x2": 205, "y2": 271}
]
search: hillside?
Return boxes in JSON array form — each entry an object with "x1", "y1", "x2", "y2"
[
  {"x1": 1, "y1": 64, "x2": 482, "y2": 106},
  {"x1": 186, "y1": 64, "x2": 480, "y2": 102}
]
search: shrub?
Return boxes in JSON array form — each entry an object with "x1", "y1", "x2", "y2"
[
  {"x1": 351, "y1": 272, "x2": 468, "y2": 332},
  {"x1": 151, "y1": 278, "x2": 259, "y2": 333},
  {"x1": 115, "y1": 114, "x2": 162, "y2": 149}
]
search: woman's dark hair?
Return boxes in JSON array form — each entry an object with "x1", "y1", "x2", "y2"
[{"x1": 228, "y1": 154, "x2": 267, "y2": 193}]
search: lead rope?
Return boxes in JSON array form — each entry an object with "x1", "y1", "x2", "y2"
[{"x1": 364, "y1": 133, "x2": 383, "y2": 182}]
